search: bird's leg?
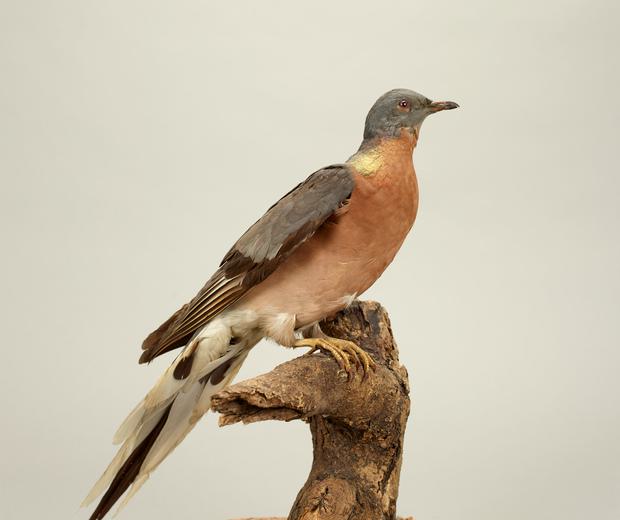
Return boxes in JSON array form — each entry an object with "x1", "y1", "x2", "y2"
[{"x1": 292, "y1": 336, "x2": 376, "y2": 379}]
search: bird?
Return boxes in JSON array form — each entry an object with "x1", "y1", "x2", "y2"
[{"x1": 82, "y1": 88, "x2": 458, "y2": 519}]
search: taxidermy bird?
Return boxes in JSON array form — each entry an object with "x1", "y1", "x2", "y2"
[{"x1": 83, "y1": 88, "x2": 458, "y2": 519}]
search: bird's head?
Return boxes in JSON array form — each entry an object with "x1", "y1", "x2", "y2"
[{"x1": 363, "y1": 88, "x2": 458, "y2": 141}]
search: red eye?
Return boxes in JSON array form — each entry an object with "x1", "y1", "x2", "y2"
[{"x1": 398, "y1": 99, "x2": 410, "y2": 109}]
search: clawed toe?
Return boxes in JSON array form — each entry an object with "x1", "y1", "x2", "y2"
[{"x1": 293, "y1": 337, "x2": 375, "y2": 380}]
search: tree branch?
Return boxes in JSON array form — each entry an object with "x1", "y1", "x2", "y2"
[{"x1": 212, "y1": 301, "x2": 411, "y2": 520}]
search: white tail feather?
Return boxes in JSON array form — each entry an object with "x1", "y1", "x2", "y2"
[
  {"x1": 81, "y1": 406, "x2": 168, "y2": 507},
  {"x1": 83, "y1": 311, "x2": 260, "y2": 518},
  {"x1": 114, "y1": 354, "x2": 248, "y2": 516},
  {"x1": 112, "y1": 399, "x2": 145, "y2": 445}
]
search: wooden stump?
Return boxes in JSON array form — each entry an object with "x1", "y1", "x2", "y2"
[{"x1": 211, "y1": 301, "x2": 411, "y2": 520}]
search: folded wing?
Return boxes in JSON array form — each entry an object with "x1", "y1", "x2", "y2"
[{"x1": 139, "y1": 164, "x2": 355, "y2": 363}]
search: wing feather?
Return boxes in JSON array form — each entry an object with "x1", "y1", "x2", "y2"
[{"x1": 140, "y1": 164, "x2": 354, "y2": 363}]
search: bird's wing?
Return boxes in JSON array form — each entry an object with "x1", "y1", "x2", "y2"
[{"x1": 139, "y1": 164, "x2": 355, "y2": 363}]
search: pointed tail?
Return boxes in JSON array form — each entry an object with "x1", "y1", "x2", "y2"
[{"x1": 82, "y1": 316, "x2": 255, "y2": 519}]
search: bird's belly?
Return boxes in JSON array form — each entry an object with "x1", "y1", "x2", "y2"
[{"x1": 236, "y1": 168, "x2": 418, "y2": 329}]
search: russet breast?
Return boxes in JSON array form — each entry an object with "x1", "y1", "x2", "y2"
[{"x1": 237, "y1": 132, "x2": 419, "y2": 327}]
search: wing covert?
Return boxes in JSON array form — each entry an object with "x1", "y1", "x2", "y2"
[{"x1": 140, "y1": 164, "x2": 354, "y2": 363}]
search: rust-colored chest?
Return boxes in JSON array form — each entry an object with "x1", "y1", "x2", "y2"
[
  {"x1": 346, "y1": 145, "x2": 419, "y2": 251},
  {"x1": 237, "y1": 134, "x2": 420, "y2": 326}
]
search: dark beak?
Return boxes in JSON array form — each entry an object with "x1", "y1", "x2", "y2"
[{"x1": 429, "y1": 100, "x2": 459, "y2": 113}]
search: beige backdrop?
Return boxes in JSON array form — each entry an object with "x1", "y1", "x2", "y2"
[{"x1": 1, "y1": 1, "x2": 619, "y2": 519}]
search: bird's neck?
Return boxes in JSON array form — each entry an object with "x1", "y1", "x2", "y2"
[{"x1": 348, "y1": 128, "x2": 417, "y2": 177}]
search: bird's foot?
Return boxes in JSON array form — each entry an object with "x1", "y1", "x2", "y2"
[{"x1": 293, "y1": 336, "x2": 375, "y2": 380}]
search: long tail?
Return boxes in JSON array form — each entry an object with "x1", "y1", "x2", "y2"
[{"x1": 82, "y1": 314, "x2": 257, "y2": 520}]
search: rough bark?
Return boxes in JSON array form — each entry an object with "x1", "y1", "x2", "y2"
[{"x1": 211, "y1": 300, "x2": 411, "y2": 520}]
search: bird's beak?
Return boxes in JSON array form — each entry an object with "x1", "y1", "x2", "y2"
[{"x1": 428, "y1": 100, "x2": 459, "y2": 113}]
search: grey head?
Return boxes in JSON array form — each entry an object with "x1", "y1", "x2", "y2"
[{"x1": 363, "y1": 88, "x2": 458, "y2": 140}]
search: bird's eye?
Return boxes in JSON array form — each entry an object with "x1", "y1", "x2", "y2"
[{"x1": 398, "y1": 99, "x2": 410, "y2": 110}]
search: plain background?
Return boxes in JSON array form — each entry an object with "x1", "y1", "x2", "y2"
[{"x1": 1, "y1": 1, "x2": 619, "y2": 519}]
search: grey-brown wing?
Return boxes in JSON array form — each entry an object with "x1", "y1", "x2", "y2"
[{"x1": 139, "y1": 164, "x2": 355, "y2": 363}]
